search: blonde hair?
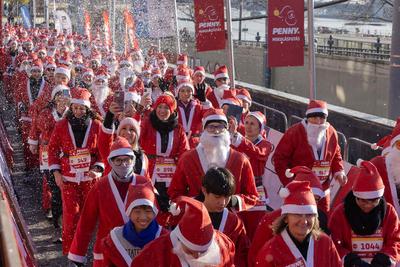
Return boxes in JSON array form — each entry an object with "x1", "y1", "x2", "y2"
[{"x1": 271, "y1": 214, "x2": 321, "y2": 240}]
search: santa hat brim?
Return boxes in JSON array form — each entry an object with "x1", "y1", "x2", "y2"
[
  {"x1": 390, "y1": 135, "x2": 400, "y2": 147},
  {"x1": 306, "y1": 108, "x2": 328, "y2": 116},
  {"x1": 237, "y1": 95, "x2": 252, "y2": 104},
  {"x1": 126, "y1": 199, "x2": 158, "y2": 216},
  {"x1": 202, "y1": 114, "x2": 228, "y2": 127},
  {"x1": 173, "y1": 225, "x2": 214, "y2": 252},
  {"x1": 70, "y1": 99, "x2": 90, "y2": 108},
  {"x1": 55, "y1": 67, "x2": 71, "y2": 79},
  {"x1": 194, "y1": 70, "x2": 206, "y2": 76},
  {"x1": 107, "y1": 148, "x2": 135, "y2": 162},
  {"x1": 214, "y1": 73, "x2": 229, "y2": 80},
  {"x1": 281, "y1": 204, "x2": 318, "y2": 215},
  {"x1": 353, "y1": 188, "x2": 384, "y2": 199},
  {"x1": 176, "y1": 83, "x2": 194, "y2": 96}
]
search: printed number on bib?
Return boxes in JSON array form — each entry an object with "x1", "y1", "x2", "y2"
[
  {"x1": 152, "y1": 158, "x2": 176, "y2": 187},
  {"x1": 69, "y1": 148, "x2": 91, "y2": 173},
  {"x1": 312, "y1": 160, "x2": 330, "y2": 183}
]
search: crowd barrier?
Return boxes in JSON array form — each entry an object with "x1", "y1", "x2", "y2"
[{"x1": 0, "y1": 119, "x2": 36, "y2": 267}]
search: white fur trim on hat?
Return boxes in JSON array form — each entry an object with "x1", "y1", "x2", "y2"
[
  {"x1": 124, "y1": 92, "x2": 141, "y2": 103},
  {"x1": 95, "y1": 75, "x2": 108, "y2": 81},
  {"x1": 371, "y1": 143, "x2": 380, "y2": 150},
  {"x1": 117, "y1": 117, "x2": 140, "y2": 136},
  {"x1": 30, "y1": 65, "x2": 43, "y2": 72},
  {"x1": 177, "y1": 60, "x2": 186, "y2": 65},
  {"x1": 214, "y1": 73, "x2": 229, "y2": 80},
  {"x1": 194, "y1": 70, "x2": 205, "y2": 76},
  {"x1": 120, "y1": 60, "x2": 133, "y2": 66},
  {"x1": 202, "y1": 114, "x2": 228, "y2": 127},
  {"x1": 353, "y1": 188, "x2": 385, "y2": 199},
  {"x1": 176, "y1": 83, "x2": 194, "y2": 95},
  {"x1": 311, "y1": 188, "x2": 326, "y2": 198},
  {"x1": 51, "y1": 85, "x2": 69, "y2": 99},
  {"x1": 173, "y1": 225, "x2": 214, "y2": 252},
  {"x1": 126, "y1": 199, "x2": 158, "y2": 216},
  {"x1": 281, "y1": 204, "x2": 318, "y2": 215},
  {"x1": 356, "y1": 159, "x2": 364, "y2": 167},
  {"x1": 152, "y1": 73, "x2": 162, "y2": 79},
  {"x1": 107, "y1": 147, "x2": 135, "y2": 162},
  {"x1": 285, "y1": 169, "x2": 294, "y2": 178},
  {"x1": 306, "y1": 107, "x2": 328, "y2": 116},
  {"x1": 55, "y1": 67, "x2": 71, "y2": 80},
  {"x1": 237, "y1": 95, "x2": 251, "y2": 104},
  {"x1": 70, "y1": 98, "x2": 90, "y2": 108}
]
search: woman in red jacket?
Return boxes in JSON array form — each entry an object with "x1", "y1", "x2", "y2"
[
  {"x1": 48, "y1": 87, "x2": 104, "y2": 254},
  {"x1": 329, "y1": 160, "x2": 400, "y2": 267},
  {"x1": 139, "y1": 93, "x2": 189, "y2": 217},
  {"x1": 229, "y1": 111, "x2": 273, "y2": 240}
]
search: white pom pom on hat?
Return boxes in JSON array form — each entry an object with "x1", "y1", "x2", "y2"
[
  {"x1": 279, "y1": 187, "x2": 290, "y2": 198},
  {"x1": 285, "y1": 169, "x2": 294, "y2": 178},
  {"x1": 169, "y1": 202, "x2": 181, "y2": 216},
  {"x1": 370, "y1": 143, "x2": 380, "y2": 150},
  {"x1": 356, "y1": 159, "x2": 364, "y2": 167}
]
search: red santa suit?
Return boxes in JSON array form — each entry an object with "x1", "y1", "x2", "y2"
[
  {"x1": 273, "y1": 119, "x2": 344, "y2": 214},
  {"x1": 48, "y1": 89, "x2": 104, "y2": 254},
  {"x1": 255, "y1": 229, "x2": 342, "y2": 267},
  {"x1": 168, "y1": 146, "x2": 258, "y2": 211}
]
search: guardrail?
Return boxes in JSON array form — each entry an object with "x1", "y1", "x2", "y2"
[{"x1": 315, "y1": 45, "x2": 390, "y2": 60}]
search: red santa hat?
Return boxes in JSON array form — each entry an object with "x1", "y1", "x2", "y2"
[
  {"x1": 125, "y1": 182, "x2": 158, "y2": 216},
  {"x1": 51, "y1": 84, "x2": 70, "y2": 99},
  {"x1": 36, "y1": 44, "x2": 47, "y2": 54},
  {"x1": 153, "y1": 93, "x2": 176, "y2": 112},
  {"x1": 142, "y1": 63, "x2": 152, "y2": 74},
  {"x1": 193, "y1": 66, "x2": 206, "y2": 76},
  {"x1": 176, "y1": 80, "x2": 194, "y2": 97},
  {"x1": 175, "y1": 66, "x2": 191, "y2": 82},
  {"x1": 45, "y1": 57, "x2": 57, "y2": 69},
  {"x1": 58, "y1": 52, "x2": 72, "y2": 66},
  {"x1": 107, "y1": 136, "x2": 135, "y2": 162},
  {"x1": 72, "y1": 53, "x2": 84, "y2": 65},
  {"x1": 91, "y1": 51, "x2": 102, "y2": 64},
  {"x1": 214, "y1": 65, "x2": 229, "y2": 80},
  {"x1": 353, "y1": 161, "x2": 385, "y2": 199},
  {"x1": 151, "y1": 68, "x2": 162, "y2": 79},
  {"x1": 95, "y1": 67, "x2": 109, "y2": 82},
  {"x1": 389, "y1": 117, "x2": 400, "y2": 147},
  {"x1": 247, "y1": 111, "x2": 267, "y2": 131},
  {"x1": 55, "y1": 65, "x2": 71, "y2": 80},
  {"x1": 47, "y1": 38, "x2": 57, "y2": 49},
  {"x1": 177, "y1": 53, "x2": 188, "y2": 65},
  {"x1": 70, "y1": 87, "x2": 91, "y2": 108},
  {"x1": 170, "y1": 196, "x2": 215, "y2": 252},
  {"x1": 157, "y1": 53, "x2": 167, "y2": 63},
  {"x1": 236, "y1": 88, "x2": 252, "y2": 105},
  {"x1": 30, "y1": 59, "x2": 44, "y2": 72},
  {"x1": 286, "y1": 166, "x2": 326, "y2": 198},
  {"x1": 117, "y1": 117, "x2": 141, "y2": 137},
  {"x1": 220, "y1": 90, "x2": 241, "y2": 107},
  {"x1": 82, "y1": 67, "x2": 94, "y2": 78},
  {"x1": 202, "y1": 108, "x2": 228, "y2": 128},
  {"x1": 119, "y1": 55, "x2": 133, "y2": 67},
  {"x1": 279, "y1": 181, "x2": 318, "y2": 215},
  {"x1": 306, "y1": 100, "x2": 328, "y2": 117},
  {"x1": 23, "y1": 38, "x2": 33, "y2": 46}
]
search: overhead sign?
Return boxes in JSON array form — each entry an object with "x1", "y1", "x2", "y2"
[
  {"x1": 267, "y1": 0, "x2": 304, "y2": 67},
  {"x1": 54, "y1": 10, "x2": 72, "y2": 35},
  {"x1": 194, "y1": 0, "x2": 226, "y2": 52},
  {"x1": 20, "y1": 5, "x2": 32, "y2": 29}
]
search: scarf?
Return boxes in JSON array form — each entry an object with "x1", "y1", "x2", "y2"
[
  {"x1": 122, "y1": 219, "x2": 159, "y2": 249},
  {"x1": 287, "y1": 229, "x2": 311, "y2": 260},
  {"x1": 30, "y1": 77, "x2": 42, "y2": 101},
  {"x1": 149, "y1": 110, "x2": 178, "y2": 135},
  {"x1": 344, "y1": 192, "x2": 386, "y2": 235},
  {"x1": 177, "y1": 99, "x2": 195, "y2": 124},
  {"x1": 67, "y1": 111, "x2": 90, "y2": 147}
]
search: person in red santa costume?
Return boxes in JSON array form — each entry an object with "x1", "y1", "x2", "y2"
[
  {"x1": 329, "y1": 160, "x2": 400, "y2": 267},
  {"x1": 249, "y1": 166, "x2": 331, "y2": 267},
  {"x1": 28, "y1": 85, "x2": 70, "y2": 236},
  {"x1": 255, "y1": 180, "x2": 342, "y2": 267},
  {"x1": 368, "y1": 119, "x2": 400, "y2": 215},
  {"x1": 89, "y1": 67, "x2": 113, "y2": 118},
  {"x1": 98, "y1": 99, "x2": 149, "y2": 176},
  {"x1": 48, "y1": 87, "x2": 104, "y2": 254},
  {"x1": 155, "y1": 53, "x2": 168, "y2": 77},
  {"x1": 273, "y1": 99, "x2": 347, "y2": 214},
  {"x1": 229, "y1": 111, "x2": 274, "y2": 240},
  {"x1": 168, "y1": 108, "x2": 258, "y2": 212},
  {"x1": 148, "y1": 67, "x2": 164, "y2": 102},
  {"x1": 206, "y1": 65, "x2": 235, "y2": 109},
  {"x1": 131, "y1": 196, "x2": 235, "y2": 267},
  {"x1": 139, "y1": 93, "x2": 189, "y2": 220},
  {"x1": 198, "y1": 167, "x2": 250, "y2": 267},
  {"x1": 42, "y1": 57, "x2": 57, "y2": 86},
  {"x1": 102, "y1": 181, "x2": 168, "y2": 267},
  {"x1": 1, "y1": 39, "x2": 19, "y2": 103},
  {"x1": 236, "y1": 87, "x2": 252, "y2": 135},
  {"x1": 109, "y1": 55, "x2": 134, "y2": 92},
  {"x1": 192, "y1": 66, "x2": 213, "y2": 102},
  {"x1": 176, "y1": 78, "x2": 211, "y2": 148},
  {"x1": 67, "y1": 137, "x2": 150, "y2": 266}
]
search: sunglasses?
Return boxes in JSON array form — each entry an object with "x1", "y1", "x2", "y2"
[{"x1": 47, "y1": 67, "x2": 55, "y2": 71}]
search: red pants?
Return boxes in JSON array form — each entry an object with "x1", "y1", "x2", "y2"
[
  {"x1": 19, "y1": 120, "x2": 39, "y2": 170},
  {"x1": 42, "y1": 174, "x2": 52, "y2": 211},
  {"x1": 61, "y1": 180, "x2": 96, "y2": 255}
]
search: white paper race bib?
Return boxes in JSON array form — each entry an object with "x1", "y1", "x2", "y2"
[
  {"x1": 312, "y1": 160, "x2": 331, "y2": 183},
  {"x1": 39, "y1": 145, "x2": 49, "y2": 170},
  {"x1": 69, "y1": 148, "x2": 91, "y2": 173},
  {"x1": 152, "y1": 157, "x2": 176, "y2": 187},
  {"x1": 351, "y1": 229, "x2": 383, "y2": 263}
]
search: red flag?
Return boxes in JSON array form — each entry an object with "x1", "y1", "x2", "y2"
[
  {"x1": 102, "y1": 10, "x2": 112, "y2": 48},
  {"x1": 267, "y1": 0, "x2": 304, "y2": 67},
  {"x1": 84, "y1": 10, "x2": 91, "y2": 41},
  {"x1": 123, "y1": 8, "x2": 139, "y2": 53},
  {"x1": 194, "y1": 0, "x2": 225, "y2": 52}
]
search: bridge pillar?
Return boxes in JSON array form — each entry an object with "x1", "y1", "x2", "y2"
[{"x1": 389, "y1": 0, "x2": 400, "y2": 119}]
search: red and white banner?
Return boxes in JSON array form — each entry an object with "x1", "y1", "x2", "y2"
[
  {"x1": 267, "y1": 0, "x2": 304, "y2": 67},
  {"x1": 102, "y1": 11, "x2": 112, "y2": 49},
  {"x1": 123, "y1": 8, "x2": 139, "y2": 54},
  {"x1": 194, "y1": 0, "x2": 226, "y2": 52},
  {"x1": 84, "y1": 10, "x2": 91, "y2": 41}
]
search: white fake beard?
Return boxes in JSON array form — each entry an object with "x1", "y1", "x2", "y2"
[
  {"x1": 132, "y1": 60, "x2": 144, "y2": 73},
  {"x1": 386, "y1": 147, "x2": 400, "y2": 185},
  {"x1": 306, "y1": 122, "x2": 328, "y2": 149},
  {"x1": 172, "y1": 240, "x2": 221, "y2": 267},
  {"x1": 91, "y1": 85, "x2": 109, "y2": 104},
  {"x1": 107, "y1": 63, "x2": 118, "y2": 77},
  {"x1": 214, "y1": 84, "x2": 230, "y2": 99},
  {"x1": 200, "y1": 130, "x2": 230, "y2": 169}
]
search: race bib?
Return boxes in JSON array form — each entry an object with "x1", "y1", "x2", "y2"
[
  {"x1": 285, "y1": 258, "x2": 306, "y2": 267},
  {"x1": 312, "y1": 160, "x2": 331, "y2": 183},
  {"x1": 69, "y1": 148, "x2": 91, "y2": 173},
  {"x1": 351, "y1": 229, "x2": 383, "y2": 263},
  {"x1": 152, "y1": 157, "x2": 176, "y2": 187},
  {"x1": 39, "y1": 145, "x2": 49, "y2": 170}
]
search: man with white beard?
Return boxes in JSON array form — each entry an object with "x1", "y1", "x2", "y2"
[
  {"x1": 273, "y1": 99, "x2": 347, "y2": 214},
  {"x1": 130, "y1": 48, "x2": 145, "y2": 75},
  {"x1": 131, "y1": 196, "x2": 235, "y2": 267},
  {"x1": 206, "y1": 65, "x2": 235, "y2": 109},
  {"x1": 168, "y1": 108, "x2": 258, "y2": 211},
  {"x1": 90, "y1": 68, "x2": 113, "y2": 118},
  {"x1": 369, "y1": 121, "x2": 400, "y2": 214}
]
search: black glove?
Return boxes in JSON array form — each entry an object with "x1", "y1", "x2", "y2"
[
  {"x1": 344, "y1": 253, "x2": 371, "y2": 267},
  {"x1": 68, "y1": 260, "x2": 84, "y2": 267},
  {"x1": 158, "y1": 78, "x2": 171, "y2": 92},
  {"x1": 371, "y1": 253, "x2": 392, "y2": 267},
  {"x1": 195, "y1": 82, "x2": 207, "y2": 102}
]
